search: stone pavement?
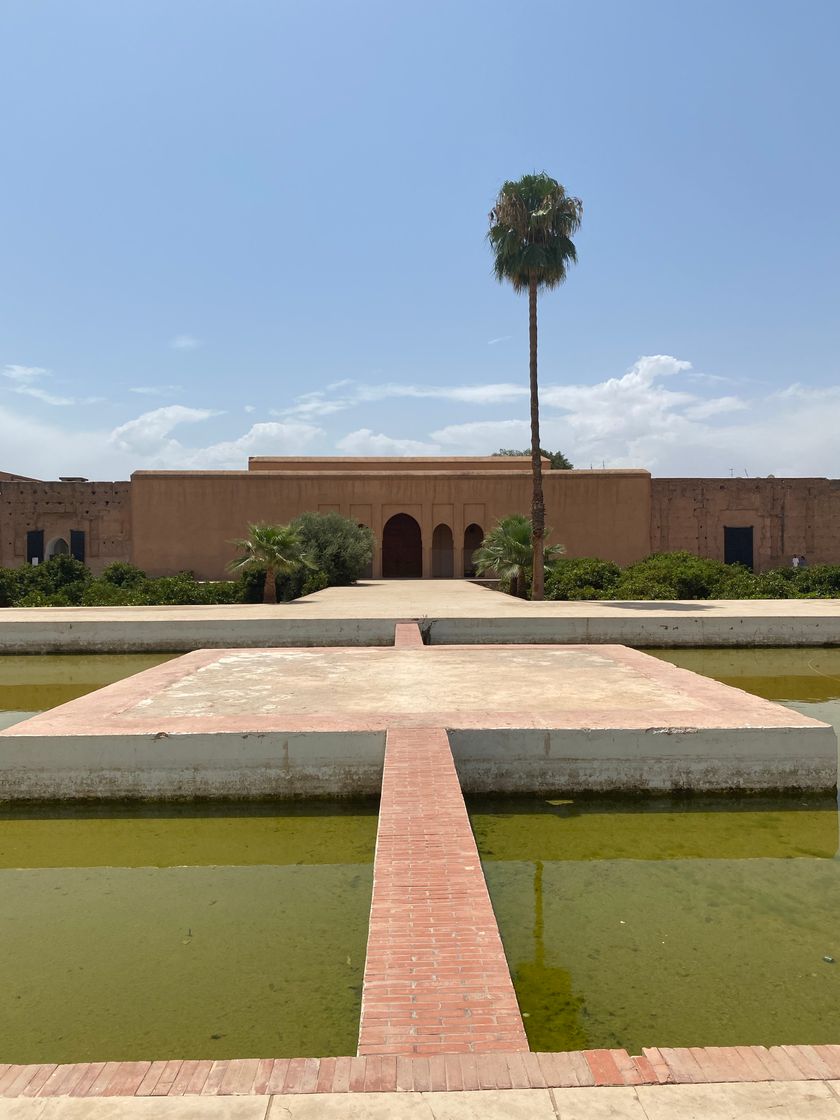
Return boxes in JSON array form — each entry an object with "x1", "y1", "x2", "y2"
[{"x1": 4, "y1": 1080, "x2": 840, "y2": 1117}]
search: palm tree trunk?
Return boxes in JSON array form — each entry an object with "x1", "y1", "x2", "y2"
[
  {"x1": 529, "y1": 274, "x2": 545, "y2": 600},
  {"x1": 263, "y1": 568, "x2": 277, "y2": 605}
]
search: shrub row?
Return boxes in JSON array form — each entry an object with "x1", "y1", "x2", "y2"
[
  {"x1": 0, "y1": 556, "x2": 256, "y2": 608},
  {"x1": 544, "y1": 552, "x2": 840, "y2": 600}
]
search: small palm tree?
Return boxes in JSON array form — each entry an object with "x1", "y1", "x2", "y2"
[
  {"x1": 227, "y1": 523, "x2": 309, "y2": 605},
  {"x1": 473, "y1": 515, "x2": 565, "y2": 599},
  {"x1": 488, "y1": 173, "x2": 582, "y2": 600}
]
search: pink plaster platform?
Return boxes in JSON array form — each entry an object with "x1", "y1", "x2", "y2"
[{"x1": 0, "y1": 643, "x2": 835, "y2": 799}]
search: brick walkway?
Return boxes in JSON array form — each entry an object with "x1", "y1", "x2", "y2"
[
  {"x1": 357, "y1": 726, "x2": 528, "y2": 1055},
  {"x1": 6, "y1": 1046, "x2": 840, "y2": 1098}
]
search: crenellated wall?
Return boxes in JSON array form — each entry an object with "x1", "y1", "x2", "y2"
[{"x1": 0, "y1": 479, "x2": 132, "y2": 575}]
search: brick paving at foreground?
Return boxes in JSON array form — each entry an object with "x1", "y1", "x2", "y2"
[
  {"x1": 357, "y1": 725, "x2": 529, "y2": 1055},
  {"x1": 6, "y1": 1046, "x2": 840, "y2": 1097}
]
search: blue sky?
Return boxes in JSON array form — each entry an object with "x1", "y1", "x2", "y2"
[{"x1": 2, "y1": 0, "x2": 839, "y2": 478}]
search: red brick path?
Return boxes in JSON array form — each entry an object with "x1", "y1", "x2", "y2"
[
  {"x1": 357, "y1": 726, "x2": 529, "y2": 1056},
  {"x1": 6, "y1": 1046, "x2": 840, "y2": 1097},
  {"x1": 394, "y1": 622, "x2": 425, "y2": 648}
]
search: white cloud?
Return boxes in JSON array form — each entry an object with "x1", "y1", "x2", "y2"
[
  {"x1": 2, "y1": 364, "x2": 49, "y2": 384},
  {"x1": 2, "y1": 363, "x2": 98, "y2": 406},
  {"x1": 165, "y1": 421, "x2": 324, "y2": 468},
  {"x1": 0, "y1": 403, "x2": 125, "y2": 479},
  {"x1": 111, "y1": 406, "x2": 323, "y2": 468},
  {"x1": 109, "y1": 405, "x2": 222, "y2": 455},
  {"x1": 130, "y1": 384, "x2": 183, "y2": 397},
  {"x1": 0, "y1": 399, "x2": 325, "y2": 478},
  {"x1": 170, "y1": 334, "x2": 201, "y2": 350},
  {"x1": 487, "y1": 335, "x2": 511, "y2": 345},
  {"x1": 682, "y1": 396, "x2": 748, "y2": 421},
  {"x1": 335, "y1": 428, "x2": 441, "y2": 456},
  {"x1": 13, "y1": 385, "x2": 75, "y2": 406},
  {"x1": 431, "y1": 418, "x2": 530, "y2": 449},
  {"x1": 4, "y1": 353, "x2": 840, "y2": 481},
  {"x1": 276, "y1": 380, "x2": 526, "y2": 420}
]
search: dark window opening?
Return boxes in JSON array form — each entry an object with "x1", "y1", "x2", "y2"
[{"x1": 724, "y1": 526, "x2": 754, "y2": 570}]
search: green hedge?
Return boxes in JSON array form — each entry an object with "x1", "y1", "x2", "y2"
[
  {"x1": 545, "y1": 552, "x2": 840, "y2": 600},
  {"x1": 0, "y1": 558, "x2": 248, "y2": 608}
]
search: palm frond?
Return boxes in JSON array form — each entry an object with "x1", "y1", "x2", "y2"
[
  {"x1": 488, "y1": 172, "x2": 582, "y2": 292},
  {"x1": 227, "y1": 522, "x2": 310, "y2": 575}
]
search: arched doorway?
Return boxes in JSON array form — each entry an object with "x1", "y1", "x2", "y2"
[
  {"x1": 431, "y1": 523, "x2": 454, "y2": 578},
  {"x1": 382, "y1": 514, "x2": 422, "y2": 578},
  {"x1": 46, "y1": 537, "x2": 69, "y2": 560},
  {"x1": 463, "y1": 523, "x2": 483, "y2": 576}
]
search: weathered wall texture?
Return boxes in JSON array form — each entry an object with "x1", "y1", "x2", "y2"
[
  {"x1": 5, "y1": 462, "x2": 840, "y2": 580},
  {"x1": 0, "y1": 480, "x2": 132, "y2": 575},
  {"x1": 130, "y1": 466, "x2": 652, "y2": 579},
  {"x1": 652, "y1": 478, "x2": 840, "y2": 571}
]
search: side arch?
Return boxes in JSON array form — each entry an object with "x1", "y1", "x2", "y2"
[
  {"x1": 431, "y1": 523, "x2": 454, "y2": 578},
  {"x1": 463, "y1": 523, "x2": 483, "y2": 577}
]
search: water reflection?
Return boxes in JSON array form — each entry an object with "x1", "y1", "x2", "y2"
[{"x1": 472, "y1": 795, "x2": 840, "y2": 1052}]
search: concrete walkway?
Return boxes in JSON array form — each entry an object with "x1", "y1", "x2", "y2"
[{"x1": 2, "y1": 580, "x2": 840, "y2": 651}]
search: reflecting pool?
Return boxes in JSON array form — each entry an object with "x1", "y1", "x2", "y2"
[
  {"x1": 470, "y1": 794, "x2": 840, "y2": 1053},
  {"x1": 644, "y1": 647, "x2": 840, "y2": 737},
  {"x1": 0, "y1": 800, "x2": 376, "y2": 1062},
  {"x1": 0, "y1": 654, "x2": 175, "y2": 730}
]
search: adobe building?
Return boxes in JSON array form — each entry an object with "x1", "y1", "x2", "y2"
[{"x1": 1, "y1": 456, "x2": 839, "y2": 578}]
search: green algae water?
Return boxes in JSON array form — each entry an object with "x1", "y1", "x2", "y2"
[
  {"x1": 643, "y1": 647, "x2": 840, "y2": 736},
  {"x1": 0, "y1": 653, "x2": 175, "y2": 730},
  {"x1": 470, "y1": 794, "x2": 840, "y2": 1053},
  {"x1": 0, "y1": 800, "x2": 376, "y2": 1063}
]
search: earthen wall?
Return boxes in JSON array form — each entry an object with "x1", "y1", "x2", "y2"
[
  {"x1": 0, "y1": 480, "x2": 132, "y2": 575},
  {"x1": 130, "y1": 468, "x2": 651, "y2": 579},
  {"x1": 651, "y1": 478, "x2": 840, "y2": 571}
]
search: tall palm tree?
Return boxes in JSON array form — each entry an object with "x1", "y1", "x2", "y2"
[
  {"x1": 473, "y1": 515, "x2": 564, "y2": 599},
  {"x1": 227, "y1": 522, "x2": 309, "y2": 605},
  {"x1": 488, "y1": 173, "x2": 582, "y2": 600}
]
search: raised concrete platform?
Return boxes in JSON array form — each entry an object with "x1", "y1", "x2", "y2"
[
  {"x1": 1, "y1": 643, "x2": 834, "y2": 799},
  {"x1": 3, "y1": 580, "x2": 840, "y2": 652}
]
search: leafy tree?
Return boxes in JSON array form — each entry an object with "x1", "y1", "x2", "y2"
[
  {"x1": 227, "y1": 523, "x2": 310, "y2": 604},
  {"x1": 473, "y1": 515, "x2": 565, "y2": 598},
  {"x1": 291, "y1": 512, "x2": 374, "y2": 586},
  {"x1": 493, "y1": 447, "x2": 573, "y2": 469},
  {"x1": 488, "y1": 173, "x2": 582, "y2": 599}
]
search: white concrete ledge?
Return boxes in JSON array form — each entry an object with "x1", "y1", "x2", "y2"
[{"x1": 3, "y1": 582, "x2": 840, "y2": 651}]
